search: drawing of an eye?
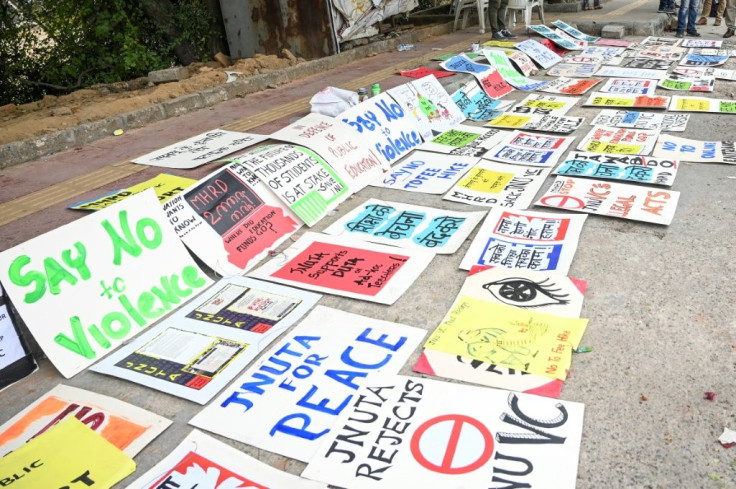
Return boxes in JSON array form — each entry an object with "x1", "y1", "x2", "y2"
[{"x1": 482, "y1": 277, "x2": 570, "y2": 308}]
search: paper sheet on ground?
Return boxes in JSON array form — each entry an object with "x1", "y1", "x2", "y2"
[
  {"x1": 419, "y1": 125, "x2": 506, "y2": 158},
  {"x1": 590, "y1": 109, "x2": 689, "y2": 132},
  {"x1": 598, "y1": 78, "x2": 657, "y2": 95},
  {"x1": 371, "y1": 150, "x2": 478, "y2": 193},
  {"x1": 451, "y1": 80, "x2": 511, "y2": 121},
  {"x1": 538, "y1": 77, "x2": 602, "y2": 95},
  {"x1": 508, "y1": 94, "x2": 579, "y2": 116},
  {"x1": 555, "y1": 151, "x2": 678, "y2": 186},
  {"x1": 529, "y1": 24, "x2": 584, "y2": 50},
  {"x1": 0, "y1": 286, "x2": 36, "y2": 392},
  {"x1": 652, "y1": 134, "x2": 736, "y2": 164},
  {"x1": 658, "y1": 73, "x2": 715, "y2": 92},
  {"x1": 515, "y1": 39, "x2": 562, "y2": 69},
  {"x1": 546, "y1": 62, "x2": 599, "y2": 77},
  {"x1": 69, "y1": 173, "x2": 195, "y2": 211},
  {"x1": 485, "y1": 113, "x2": 584, "y2": 133},
  {"x1": 577, "y1": 126, "x2": 659, "y2": 155},
  {"x1": 440, "y1": 54, "x2": 515, "y2": 99},
  {"x1": 552, "y1": 19, "x2": 599, "y2": 42},
  {"x1": 668, "y1": 95, "x2": 736, "y2": 114},
  {"x1": 482, "y1": 130, "x2": 575, "y2": 167},
  {"x1": 482, "y1": 49, "x2": 548, "y2": 90},
  {"x1": 583, "y1": 92, "x2": 670, "y2": 109},
  {"x1": 594, "y1": 66, "x2": 669, "y2": 79},
  {"x1": 674, "y1": 66, "x2": 736, "y2": 80}
]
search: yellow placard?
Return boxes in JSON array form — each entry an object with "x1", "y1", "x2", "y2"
[
  {"x1": 424, "y1": 296, "x2": 588, "y2": 380},
  {"x1": 71, "y1": 173, "x2": 196, "y2": 211},
  {"x1": 458, "y1": 168, "x2": 514, "y2": 193},
  {"x1": 523, "y1": 100, "x2": 565, "y2": 110},
  {"x1": 482, "y1": 40, "x2": 518, "y2": 48},
  {"x1": 675, "y1": 98, "x2": 710, "y2": 111},
  {"x1": 0, "y1": 417, "x2": 135, "y2": 488},
  {"x1": 591, "y1": 96, "x2": 634, "y2": 107},
  {"x1": 486, "y1": 114, "x2": 531, "y2": 128},
  {"x1": 585, "y1": 140, "x2": 643, "y2": 154}
]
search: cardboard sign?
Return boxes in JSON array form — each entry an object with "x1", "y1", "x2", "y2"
[
  {"x1": 686, "y1": 48, "x2": 734, "y2": 56},
  {"x1": 595, "y1": 66, "x2": 669, "y2": 79},
  {"x1": 639, "y1": 36, "x2": 682, "y2": 48},
  {"x1": 658, "y1": 73, "x2": 715, "y2": 92},
  {"x1": 483, "y1": 130, "x2": 575, "y2": 167},
  {"x1": 443, "y1": 161, "x2": 550, "y2": 208},
  {"x1": 302, "y1": 376, "x2": 585, "y2": 488},
  {"x1": 399, "y1": 66, "x2": 455, "y2": 79},
  {"x1": 482, "y1": 49, "x2": 548, "y2": 91},
  {"x1": 483, "y1": 40, "x2": 518, "y2": 48},
  {"x1": 323, "y1": 199, "x2": 485, "y2": 253},
  {"x1": 509, "y1": 94, "x2": 579, "y2": 116},
  {"x1": 599, "y1": 78, "x2": 657, "y2": 95},
  {"x1": 541, "y1": 38, "x2": 571, "y2": 56},
  {"x1": 546, "y1": 62, "x2": 599, "y2": 77},
  {"x1": 673, "y1": 66, "x2": 736, "y2": 80},
  {"x1": 372, "y1": 150, "x2": 479, "y2": 193},
  {"x1": 536, "y1": 176, "x2": 680, "y2": 225},
  {"x1": 554, "y1": 28, "x2": 589, "y2": 49},
  {"x1": 164, "y1": 162, "x2": 302, "y2": 275},
  {"x1": 92, "y1": 277, "x2": 320, "y2": 404},
  {"x1": 580, "y1": 45, "x2": 625, "y2": 60},
  {"x1": 235, "y1": 144, "x2": 349, "y2": 227},
  {"x1": 0, "y1": 384, "x2": 170, "y2": 457},
  {"x1": 514, "y1": 39, "x2": 562, "y2": 69},
  {"x1": 679, "y1": 53, "x2": 729, "y2": 66},
  {"x1": 388, "y1": 76, "x2": 466, "y2": 140},
  {"x1": 668, "y1": 95, "x2": 736, "y2": 114},
  {"x1": 583, "y1": 92, "x2": 670, "y2": 109},
  {"x1": 682, "y1": 39, "x2": 723, "y2": 48},
  {"x1": 132, "y1": 130, "x2": 267, "y2": 169},
  {"x1": 485, "y1": 113, "x2": 584, "y2": 134},
  {"x1": 249, "y1": 232, "x2": 433, "y2": 304},
  {"x1": 69, "y1": 173, "x2": 196, "y2": 211},
  {"x1": 432, "y1": 51, "x2": 482, "y2": 61},
  {"x1": 0, "y1": 417, "x2": 134, "y2": 488},
  {"x1": 126, "y1": 430, "x2": 327, "y2": 489},
  {"x1": 271, "y1": 112, "x2": 388, "y2": 192},
  {"x1": 459, "y1": 207, "x2": 586, "y2": 273},
  {"x1": 509, "y1": 51, "x2": 538, "y2": 76},
  {"x1": 577, "y1": 126, "x2": 660, "y2": 155},
  {"x1": 189, "y1": 306, "x2": 425, "y2": 462},
  {"x1": 476, "y1": 69, "x2": 516, "y2": 99},
  {"x1": 652, "y1": 134, "x2": 736, "y2": 164},
  {"x1": 555, "y1": 151, "x2": 678, "y2": 186},
  {"x1": 340, "y1": 92, "x2": 424, "y2": 166},
  {"x1": 625, "y1": 58, "x2": 673, "y2": 70},
  {"x1": 628, "y1": 49, "x2": 683, "y2": 61},
  {"x1": 538, "y1": 77, "x2": 602, "y2": 95},
  {"x1": 451, "y1": 80, "x2": 510, "y2": 121},
  {"x1": 0, "y1": 190, "x2": 212, "y2": 378},
  {"x1": 420, "y1": 125, "x2": 507, "y2": 157},
  {"x1": 440, "y1": 54, "x2": 515, "y2": 99},
  {"x1": 440, "y1": 53, "x2": 492, "y2": 75},
  {"x1": 529, "y1": 24, "x2": 584, "y2": 50},
  {"x1": 552, "y1": 19, "x2": 599, "y2": 42}
]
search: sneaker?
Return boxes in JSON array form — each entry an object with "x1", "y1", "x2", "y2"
[
  {"x1": 725, "y1": 28, "x2": 735, "y2": 38},
  {"x1": 675, "y1": 31, "x2": 684, "y2": 38},
  {"x1": 492, "y1": 31, "x2": 505, "y2": 39},
  {"x1": 501, "y1": 29, "x2": 517, "y2": 38},
  {"x1": 686, "y1": 30, "x2": 701, "y2": 37},
  {"x1": 696, "y1": 17, "x2": 707, "y2": 25}
]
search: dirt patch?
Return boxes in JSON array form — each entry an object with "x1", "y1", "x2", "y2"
[{"x1": 0, "y1": 53, "x2": 302, "y2": 146}]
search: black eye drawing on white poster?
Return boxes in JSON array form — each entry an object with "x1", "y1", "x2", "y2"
[{"x1": 482, "y1": 277, "x2": 571, "y2": 308}]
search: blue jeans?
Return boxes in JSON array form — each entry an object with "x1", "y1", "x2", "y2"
[{"x1": 678, "y1": 0, "x2": 701, "y2": 32}]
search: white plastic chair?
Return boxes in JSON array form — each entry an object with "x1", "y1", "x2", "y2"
[
  {"x1": 453, "y1": 0, "x2": 490, "y2": 33},
  {"x1": 506, "y1": 0, "x2": 545, "y2": 29}
]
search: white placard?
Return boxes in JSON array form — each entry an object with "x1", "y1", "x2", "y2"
[
  {"x1": 189, "y1": 306, "x2": 426, "y2": 462},
  {"x1": 582, "y1": 92, "x2": 670, "y2": 109},
  {"x1": 0, "y1": 304, "x2": 24, "y2": 370},
  {"x1": 132, "y1": 130, "x2": 267, "y2": 168},
  {"x1": 0, "y1": 191, "x2": 213, "y2": 378},
  {"x1": 394, "y1": 74, "x2": 466, "y2": 137},
  {"x1": 673, "y1": 66, "x2": 736, "y2": 80},
  {"x1": 323, "y1": 198, "x2": 485, "y2": 253},
  {"x1": 515, "y1": 39, "x2": 562, "y2": 69},
  {"x1": 537, "y1": 77, "x2": 602, "y2": 95},
  {"x1": 482, "y1": 49, "x2": 549, "y2": 90},
  {"x1": 529, "y1": 24, "x2": 585, "y2": 50},
  {"x1": 577, "y1": 125, "x2": 660, "y2": 155},
  {"x1": 485, "y1": 113, "x2": 584, "y2": 134},
  {"x1": 372, "y1": 150, "x2": 479, "y2": 194},
  {"x1": 594, "y1": 66, "x2": 669, "y2": 79},
  {"x1": 459, "y1": 207, "x2": 586, "y2": 273},
  {"x1": 682, "y1": 39, "x2": 723, "y2": 48},
  {"x1": 419, "y1": 125, "x2": 507, "y2": 158},
  {"x1": 554, "y1": 151, "x2": 679, "y2": 186},
  {"x1": 546, "y1": 62, "x2": 600, "y2": 77},
  {"x1": 598, "y1": 78, "x2": 657, "y2": 94},
  {"x1": 552, "y1": 19, "x2": 600, "y2": 42},
  {"x1": 508, "y1": 94, "x2": 579, "y2": 117},
  {"x1": 590, "y1": 109, "x2": 689, "y2": 132},
  {"x1": 639, "y1": 36, "x2": 682, "y2": 48},
  {"x1": 652, "y1": 134, "x2": 736, "y2": 164},
  {"x1": 482, "y1": 130, "x2": 575, "y2": 167},
  {"x1": 679, "y1": 53, "x2": 729, "y2": 66},
  {"x1": 668, "y1": 95, "x2": 736, "y2": 114},
  {"x1": 657, "y1": 73, "x2": 715, "y2": 92}
]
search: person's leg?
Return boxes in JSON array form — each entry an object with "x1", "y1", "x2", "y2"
[
  {"x1": 487, "y1": 0, "x2": 502, "y2": 34},
  {"x1": 724, "y1": 0, "x2": 736, "y2": 35},
  {"x1": 499, "y1": 0, "x2": 517, "y2": 37},
  {"x1": 687, "y1": 0, "x2": 700, "y2": 32},
  {"x1": 677, "y1": 0, "x2": 690, "y2": 33},
  {"x1": 496, "y1": 0, "x2": 508, "y2": 31},
  {"x1": 697, "y1": 0, "x2": 712, "y2": 23},
  {"x1": 716, "y1": 0, "x2": 727, "y2": 24},
  {"x1": 594, "y1": 0, "x2": 602, "y2": 8}
]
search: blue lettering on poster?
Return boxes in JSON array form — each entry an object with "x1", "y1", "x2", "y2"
[{"x1": 479, "y1": 238, "x2": 562, "y2": 271}]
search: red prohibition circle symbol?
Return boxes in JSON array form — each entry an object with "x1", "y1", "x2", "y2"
[
  {"x1": 409, "y1": 414, "x2": 494, "y2": 475},
  {"x1": 540, "y1": 194, "x2": 585, "y2": 209}
]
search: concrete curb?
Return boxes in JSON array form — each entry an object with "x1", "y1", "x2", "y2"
[
  {"x1": 0, "y1": 22, "x2": 455, "y2": 170},
  {"x1": 576, "y1": 13, "x2": 670, "y2": 37}
]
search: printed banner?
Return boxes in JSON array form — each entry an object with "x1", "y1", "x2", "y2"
[
  {"x1": 235, "y1": 144, "x2": 349, "y2": 227},
  {"x1": 598, "y1": 78, "x2": 657, "y2": 95},
  {"x1": 459, "y1": 207, "x2": 586, "y2": 273},
  {"x1": 674, "y1": 66, "x2": 736, "y2": 80},
  {"x1": 536, "y1": 176, "x2": 681, "y2": 225},
  {"x1": 625, "y1": 58, "x2": 673, "y2": 70},
  {"x1": 0, "y1": 384, "x2": 170, "y2": 457},
  {"x1": 372, "y1": 150, "x2": 479, "y2": 193},
  {"x1": 658, "y1": 73, "x2": 715, "y2": 92},
  {"x1": 590, "y1": 109, "x2": 689, "y2": 132},
  {"x1": 92, "y1": 277, "x2": 320, "y2": 404},
  {"x1": 323, "y1": 199, "x2": 485, "y2": 253},
  {"x1": 483, "y1": 130, "x2": 575, "y2": 167},
  {"x1": 668, "y1": 95, "x2": 736, "y2": 114},
  {"x1": 485, "y1": 113, "x2": 584, "y2": 134},
  {"x1": 451, "y1": 80, "x2": 510, "y2": 121},
  {"x1": 482, "y1": 49, "x2": 548, "y2": 91},
  {"x1": 420, "y1": 125, "x2": 507, "y2": 158},
  {"x1": 69, "y1": 173, "x2": 196, "y2": 211},
  {"x1": 508, "y1": 94, "x2": 579, "y2": 116},
  {"x1": 679, "y1": 53, "x2": 729, "y2": 66},
  {"x1": 271, "y1": 112, "x2": 388, "y2": 192},
  {"x1": 302, "y1": 376, "x2": 585, "y2": 489},
  {"x1": 0, "y1": 190, "x2": 212, "y2": 378},
  {"x1": 125, "y1": 430, "x2": 326, "y2": 489},
  {"x1": 552, "y1": 19, "x2": 599, "y2": 42},
  {"x1": 652, "y1": 134, "x2": 736, "y2": 164},
  {"x1": 399, "y1": 66, "x2": 455, "y2": 79},
  {"x1": 514, "y1": 39, "x2": 562, "y2": 69},
  {"x1": 189, "y1": 306, "x2": 425, "y2": 462},
  {"x1": 538, "y1": 77, "x2": 602, "y2": 95},
  {"x1": 249, "y1": 232, "x2": 433, "y2": 304},
  {"x1": 388, "y1": 75, "x2": 466, "y2": 139},
  {"x1": 595, "y1": 66, "x2": 669, "y2": 79},
  {"x1": 529, "y1": 24, "x2": 584, "y2": 50},
  {"x1": 546, "y1": 62, "x2": 599, "y2": 77},
  {"x1": 0, "y1": 417, "x2": 134, "y2": 488},
  {"x1": 554, "y1": 151, "x2": 678, "y2": 186},
  {"x1": 577, "y1": 126, "x2": 659, "y2": 155},
  {"x1": 583, "y1": 92, "x2": 670, "y2": 109},
  {"x1": 132, "y1": 130, "x2": 267, "y2": 169},
  {"x1": 164, "y1": 162, "x2": 301, "y2": 275},
  {"x1": 443, "y1": 161, "x2": 550, "y2": 208}
]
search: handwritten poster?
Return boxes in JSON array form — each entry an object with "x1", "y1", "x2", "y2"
[
  {"x1": 69, "y1": 173, "x2": 196, "y2": 211},
  {"x1": 451, "y1": 80, "x2": 510, "y2": 121},
  {"x1": 538, "y1": 77, "x2": 602, "y2": 95},
  {"x1": 628, "y1": 49, "x2": 683, "y2": 61},
  {"x1": 583, "y1": 92, "x2": 670, "y2": 109},
  {"x1": 509, "y1": 94, "x2": 579, "y2": 116},
  {"x1": 440, "y1": 54, "x2": 514, "y2": 99},
  {"x1": 271, "y1": 112, "x2": 388, "y2": 192},
  {"x1": 580, "y1": 45, "x2": 626, "y2": 60},
  {"x1": 515, "y1": 39, "x2": 562, "y2": 69},
  {"x1": 682, "y1": 39, "x2": 723, "y2": 48},
  {"x1": 509, "y1": 50, "x2": 538, "y2": 76},
  {"x1": 536, "y1": 176, "x2": 681, "y2": 225},
  {"x1": 482, "y1": 49, "x2": 548, "y2": 91},
  {"x1": 639, "y1": 36, "x2": 682, "y2": 47},
  {"x1": 483, "y1": 130, "x2": 575, "y2": 167},
  {"x1": 552, "y1": 19, "x2": 599, "y2": 42},
  {"x1": 668, "y1": 95, "x2": 736, "y2": 114},
  {"x1": 189, "y1": 306, "x2": 425, "y2": 462},
  {"x1": 485, "y1": 113, "x2": 584, "y2": 134},
  {"x1": 132, "y1": 130, "x2": 267, "y2": 169},
  {"x1": 302, "y1": 376, "x2": 585, "y2": 489},
  {"x1": 126, "y1": 430, "x2": 327, "y2": 489},
  {"x1": 249, "y1": 232, "x2": 434, "y2": 304},
  {"x1": 652, "y1": 134, "x2": 736, "y2": 164},
  {"x1": 323, "y1": 199, "x2": 485, "y2": 253},
  {"x1": 658, "y1": 73, "x2": 715, "y2": 92},
  {"x1": 595, "y1": 65, "x2": 669, "y2": 79},
  {"x1": 590, "y1": 109, "x2": 689, "y2": 132},
  {"x1": 164, "y1": 162, "x2": 301, "y2": 275},
  {"x1": 577, "y1": 126, "x2": 660, "y2": 155},
  {"x1": 0, "y1": 190, "x2": 212, "y2": 378},
  {"x1": 388, "y1": 75, "x2": 466, "y2": 139},
  {"x1": 625, "y1": 58, "x2": 673, "y2": 70},
  {"x1": 443, "y1": 160, "x2": 550, "y2": 208},
  {"x1": 674, "y1": 66, "x2": 736, "y2": 80},
  {"x1": 599, "y1": 78, "x2": 657, "y2": 95},
  {"x1": 529, "y1": 24, "x2": 584, "y2": 50},
  {"x1": 420, "y1": 125, "x2": 506, "y2": 158},
  {"x1": 459, "y1": 207, "x2": 586, "y2": 273},
  {"x1": 555, "y1": 151, "x2": 678, "y2": 186},
  {"x1": 372, "y1": 150, "x2": 479, "y2": 193},
  {"x1": 546, "y1": 62, "x2": 599, "y2": 77},
  {"x1": 679, "y1": 53, "x2": 729, "y2": 66},
  {"x1": 596, "y1": 38, "x2": 634, "y2": 47},
  {"x1": 92, "y1": 277, "x2": 320, "y2": 403},
  {"x1": 0, "y1": 417, "x2": 135, "y2": 489},
  {"x1": 0, "y1": 384, "x2": 170, "y2": 457},
  {"x1": 236, "y1": 144, "x2": 349, "y2": 227},
  {"x1": 399, "y1": 66, "x2": 455, "y2": 79}
]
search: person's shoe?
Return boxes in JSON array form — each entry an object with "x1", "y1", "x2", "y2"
[
  {"x1": 675, "y1": 31, "x2": 684, "y2": 38},
  {"x1": 696, "y1": 17, "x2": 707, "y2": 25},
  {"x1": 687, "y1": 30, "x2": 701, "y2": 37},
  {"x1": 501, "y1": 29, "x2": 517, "y2": 38},
  {"x1": 492, "y1": 31, "x2": 505, "y2": 39},
  {"x1": 725, "y1": 28, "x2": 735, "y2": 38},
  {"x1": 663, "y1": 8, "x2": 676, "y2": 13},
  {"x1": 714, "y1": 18, "x2": 722, "y2": 26},
  {"x1": 594, "y1": 5, "x2": 602, "y2": 8}
]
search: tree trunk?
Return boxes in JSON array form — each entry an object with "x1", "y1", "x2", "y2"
[{"x1": 138, "y1": 0, "x2": 200, "y2": 65}]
